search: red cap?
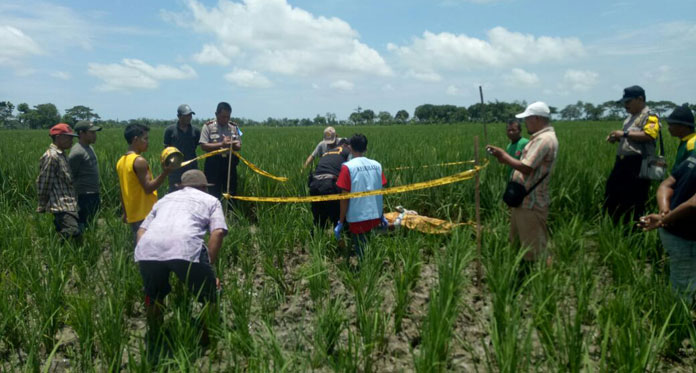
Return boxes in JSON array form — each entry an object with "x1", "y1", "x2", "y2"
[{"x1": 49, "y1": 123, "x2": 78, "y2": 137}]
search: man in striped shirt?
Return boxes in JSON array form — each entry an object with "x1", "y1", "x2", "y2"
[
  {"x1": 36, "y1": 123, "x2": 81, "y2": 238},
  {"x1": 487, "y1": 101, "x2": 558, "y2": 262}
]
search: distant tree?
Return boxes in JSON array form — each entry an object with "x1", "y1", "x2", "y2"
[
  {"x1": 601, "y1": 100, "x2": 624, "y2": 121},
  {"x1": 560, "y1": 102, "x2": 582, "y2": 121},
  {"x1": 361, "y1": 109, "x2": 375, "y2": 123},
  {"x1": 377, "y1": 111, "x2": 392, "y2": 124},
  {"x1": 688, "y1": 103, "x2": 696, "y2": 115},
  {"x1": 414, "y1": 104, "x2": 435, "y2": 122},
  {"x1": 325, "y1": 112, "x2": 337, "y2": 125},
  {"x1": 395, "y1": 109, "x2": 409, "y2": 123},
  {"x1": 348, "y1": 112, "x2": 362, "y2": 125},
  {"x1": 647, "y1": 100, "x2": 677, "y2": 118},
  {"x1": 300, "y1": 118, "x2": 312, "y2": 126},
  {"x1": 583, "y1": 102, "x2": 604, "y2": 121},
  {"x1": 451, "y1": 107, "x2": 469, "y2": 122},
  {"x1": 62, "y1": 105, "x2": 101, "y2": 126},
  {"x1": 0, "y1": 101, "x2": 15, "y2": 128},
  {"x1": 313, "y1": 114, "x2": 327, "y2": 126}
]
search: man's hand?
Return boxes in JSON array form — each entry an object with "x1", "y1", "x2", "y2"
[
  {"x1": 485, "y1": 145, "x2": 508, "y2": 164},
  {"x1": 606, "y1": 130, "x2": 623, "y2": 143},
  {"x1": 334, "y1": 221, "x2": 343, "y2": 240},
  {"x1": 222, "y1": 136, "x2": 232, "y2": 148},
  {"x1": 638, "y1": 214, "x2": 662, "y2": 231}
]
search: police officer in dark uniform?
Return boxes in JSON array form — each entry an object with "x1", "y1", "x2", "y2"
[
  {"x1": 604, "y1": 85, "x2": 662, "y2": 225},
  {"x1": 309, "y1": 138, "x2": 350, "y2": 229},
  {"x1": 199, "y1": 102, "x2": 242, "y2": 202}
]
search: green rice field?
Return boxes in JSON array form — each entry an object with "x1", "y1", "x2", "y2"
[{"x1": 1, "y1": 122, "x2": 695, "y2": 372}]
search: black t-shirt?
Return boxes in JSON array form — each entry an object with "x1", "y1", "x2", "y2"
[
  {"x1": 164, "y1": 124, "x2": 201, "y2": 174},
  {"x1": 314, "y1": 145, "x2": 350, "y2": 177},
  {"x1": 667, "y1": 156, "x2": 696, "y2": 240}
]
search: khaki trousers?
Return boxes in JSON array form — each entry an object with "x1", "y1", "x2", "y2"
[{"x1": 510, "y1": 207, "x2": 549, "y2": 261}]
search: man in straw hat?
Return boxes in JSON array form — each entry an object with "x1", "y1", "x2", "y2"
[
  {"x1": 135, "y1": 169, "x2": 228, "y2": 354},
  {"x1": 303, "y1": 126, "x2": 345, "y2": 169},
  {"x1": 37, "y1": 123, "x2": 81, "y2": 238}
]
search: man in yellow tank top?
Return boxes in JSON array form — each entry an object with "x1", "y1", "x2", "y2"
[{"x1": 116, "y1": 124, "x2": 175, "y2": 242}]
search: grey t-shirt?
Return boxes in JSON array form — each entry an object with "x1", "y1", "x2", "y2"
[
  {"x1": 68, "y1": 143, "x2": 100, "y2": 194},
  {"x1": 312, "y1": 138, "x2": 345, "y2": 158}
]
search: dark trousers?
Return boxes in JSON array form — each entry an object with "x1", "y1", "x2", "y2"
[
  {"x1": 604, "y1": 155, "x2": 651, "y2": 225},
  {"x1": 204, "y1": 155, "x2": 237, "y2": 206},
  {"x1": 139, "y1": 248, "x2": 217, "y2": 304},
  {"x1": 77, "y1": 193, "x2": 100, "y2": 229},
  {"x1": 309, "y1": 177, "x2": 340, "y2": 229}
]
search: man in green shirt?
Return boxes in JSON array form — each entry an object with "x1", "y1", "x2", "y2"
[
  {"x1": 666, "y1": 105, "x2": 696, "y2": 171},
  {"x1": 505, "y1": 119, "x2": 529, "y2": 180}
]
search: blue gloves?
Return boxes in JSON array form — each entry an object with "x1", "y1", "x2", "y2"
[
  {"x1": 334, "y1": 221, "x2": 343, "y2": 240},
  {"x1": 380, "y1": 215, "x2": 389, "y2": 229}
]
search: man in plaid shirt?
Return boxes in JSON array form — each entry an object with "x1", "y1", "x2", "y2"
[{"x1": 37, "y1": 123, "x2": 81, "y2": 238}]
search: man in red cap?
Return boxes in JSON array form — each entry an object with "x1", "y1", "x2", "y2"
[{"x1": 37, "y1": 123, "x2": 81, "y2": 238}]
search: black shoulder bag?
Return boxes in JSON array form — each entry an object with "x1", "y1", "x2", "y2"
[{"x1": 503, "y1": 173, "x2": 549, "y2": 208}]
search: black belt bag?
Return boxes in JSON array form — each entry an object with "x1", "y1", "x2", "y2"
[{"x1": 503, "y1": 173, "x2": 548, "y2": 208}]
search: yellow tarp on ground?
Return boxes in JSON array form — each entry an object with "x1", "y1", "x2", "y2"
[{"x1": 384, "y1": 211, "x2": 472, "y2": 234}]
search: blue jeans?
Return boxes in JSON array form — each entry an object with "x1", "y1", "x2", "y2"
[
  {"x1": 660, "y1": 228, "x2": 696, "y2": 305},
  {"x1": 351, "y1": 232, "x2": 368, "y2": 260}
]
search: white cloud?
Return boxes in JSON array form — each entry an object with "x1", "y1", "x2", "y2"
[
  {"x1": 0, "y1": 2, "x2": 93, "y2": 51},
  {"x1": 563, "y1": 69, "x2": 598, "y2": 91},
  {"x1": 505, "y1": 68, "x2": 539, "y2": 86},
  {"x1": 87, "y1": 58, "x2": 197, "y2": 91},
  {"x1": 446, "y1": 85, "x2": 460, "y2": 96},
  {"x1": 330, "y1": 80, "x2": 354, "y2": 91},
  {"x1": 224, "y1": 68, "x2": 272, "y2": 88},
  {"x1": 193, "y1": 44, "x2": 233, "y2": 66},
  {"x1": 643, "y1": 65, "x2": 673, "y2": 84},
  {"x1": 0, "y1": 25, "x2": 42, "y2": 66},
  {"x1": 389, "y1": 27, "x2": 584, "y2": 77},
  {"x1": 166, "y1": 0, "x2": 392, "y2": 78},
  {"x1": 406, "y1": 69, "x2": 442, "y2": 82},
  {"x1": 50, "y1": 71, "x2": 71, "y2": 80}
]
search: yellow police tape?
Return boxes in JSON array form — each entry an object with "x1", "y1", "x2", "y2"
[
  {"x1": 223, "y1": 160, "x2": 488, "y2": 202},
  {"x1": 388, "y1": 160, "x2": 476, "y2": 171},
  {"x1": 181, "y1": 148, "x2": 289, "y2": 182}
]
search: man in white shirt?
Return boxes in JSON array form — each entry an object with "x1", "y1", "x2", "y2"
[{"x1": 135, "y1": 169, "x2": 228, "y2": 351}]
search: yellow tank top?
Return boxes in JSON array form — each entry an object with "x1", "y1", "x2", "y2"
[{"x1": 116, "y1": 153, "x2": 157, "y2": 223}]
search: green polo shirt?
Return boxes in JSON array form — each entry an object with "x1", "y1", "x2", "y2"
[
  {"x1": 506, "y1": 137, "x2": 529, "y2": 179},
  {"x1": 673, "y1": 132, "x2": 696, "y2": 171}
]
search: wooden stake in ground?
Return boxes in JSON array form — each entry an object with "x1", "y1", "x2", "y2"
[
  {"x1": 474, "y1": 136, "x2": 482, "y2": 287},
  {"x1": 479, "y1": 85, "x2": 488, "y2": 146},
  {"x1": 224, "y1": 135, "x2": 234, "y2": 215}
]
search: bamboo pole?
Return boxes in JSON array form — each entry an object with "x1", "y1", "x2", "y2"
[
  {"x1": 474, "y1": 136, "x2": 482, "y2": 287},
  {"x1": 479, "y1": 85, "x2": 488, "y2": 146},
  {"x1": 224, "y1": 133, "x2": 234, "y2": 215}
]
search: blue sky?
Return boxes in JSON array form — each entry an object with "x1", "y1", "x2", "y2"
[{"x1": 1, "y1": 0, "x2": 694, "y2": 121}]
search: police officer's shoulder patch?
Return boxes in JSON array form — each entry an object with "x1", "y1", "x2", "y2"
[
  {"x1": 204, "y1": 119, "x2": 216, "y2": 126},
  {"x1": 643, "y1": 114, "x2": 660, "y2": 139},
  {"x1": 687, "y1": 136, "x2": 696, "y2": 152}
]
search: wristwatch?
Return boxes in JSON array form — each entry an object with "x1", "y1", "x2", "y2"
[{"x1": 622, "y1": 130, "x2": 629, "y2": 138}]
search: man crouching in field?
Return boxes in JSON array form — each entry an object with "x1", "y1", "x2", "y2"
[
  {"x1": 486, "y1": 102, "x2": 558, "y2": 264},
  {"x1": 135, "y1": 169, "x2": 228, "y2": 354},
  {"x1": 36, "y1": 123, "x2": 81, "y2": 239}
]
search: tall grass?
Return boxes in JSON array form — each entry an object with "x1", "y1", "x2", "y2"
[{"x1": 1, "y1": 122, "x2": 695, "y2": 370}]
